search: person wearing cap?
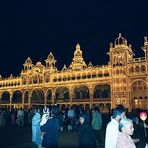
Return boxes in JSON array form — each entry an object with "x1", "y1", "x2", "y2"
[
  {"x1": 105, "y1": 106, "x2": 126, "y2": 148},
  {"x1": 77, "y1": 113, "x2": 97, "y2": 148}
]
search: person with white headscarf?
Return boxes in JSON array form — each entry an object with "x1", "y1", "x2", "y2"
[
  {"x1": 32, "y1": 108, "x2": 42, "y2": 148},
  {"x1": 40, "y1": 105, "x2": 50, "y2": 126}
]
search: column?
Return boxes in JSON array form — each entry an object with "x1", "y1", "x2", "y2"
[
  {"x1": 44, "y1": 93, "x2": 47, "y2": 106},
  {"x1": 89, "y1": 90, "x2": 93, "y2": 109},
  {"x1": 51, "y1": 91, "x2": 55, "y2": 105},
  {"x1": 146, "y1": 74, "x2": 148, "y2": 110},
  {"x1": 147, "y1": 87, "x2": 148, "y2": 110},
  {"x1": 69, "y1": 87, "x2": 74, "y2": 106},
  {"x1": 69, "y1": 92, "x2": 73, "y2": 106},
  {"x1": 28, "y1": 94, "x2": 31, "y2": 109},
  {"x1": 0, "y1": 92, "x2": 2, "y2": 106},
  {"x1": 10, "y1": 92, "x2": 13, "y2": 111}
]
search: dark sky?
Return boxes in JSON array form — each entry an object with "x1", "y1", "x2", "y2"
[{"x1": 0, "y1": 1, "x2": 148, "y2": 77}]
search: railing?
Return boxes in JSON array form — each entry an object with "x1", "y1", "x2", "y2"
[
  {"x1": 93, "y1": 98, "x2": 111, "y2": 102},
  {"x1": 131, "y1": 57, "x2": 146, "y2": 63},
  {"x1": 129, "y1": 71, "x2": 146, "y2": 76},
  {"x1": 30, "y1": 100, "x2": 44, "y2": 104},
  {"x1": 0, "y1": 100, "x2": 10, "y2": 104},
  {"x1": 56, "y1": 99, "x2": 70, "y2": 103},
  {"x1": 12, "y1": 100, "x2": 22, "y2": 104},
  {"x1": 72, "y1": 99, "x2": 90, "y2": 102}
]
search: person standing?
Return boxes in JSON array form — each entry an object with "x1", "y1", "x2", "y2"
[
  {"x1": 40, "y1": 106, "x2": 50, "y2": 127},
  {"x1": 32, "y1": 108, "x2": 42, "y2": 148},
  {"x1": 116, "y1": 118, "x2": 136, "y2": 148},
  {"x1": 40, "y1": 105, "x2": 59, "y2": 148},
  {"x1": 105, "y1": 106, "x2": 126, "y2": 148},
  {"x1": 91, "y1": 106, "x2": 103, "y2": 147},
  {"x1": 11, "y1": 109, "x2": 16, "y2": 126},
  {"x1": 78, "y1": 114, "x2": 97, "y2": 148},
  {"x1": 17, "y1": 107, "x2": 24, "y2": 127},
  {"x1": 67, "y1": 106, "x2": 75, "y2": 131}
]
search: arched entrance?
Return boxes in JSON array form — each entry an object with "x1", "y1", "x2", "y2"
[
  {"x1": 55, "y1": 87, "x2": 69, "y2": 103},
  {"x1": 74, "y1": 85, "x2": 90, "y2": 100},
  {"x1": 131, "y1": 80, "x2": 147, "y2": 109},
  {"x1": 93, "y1": 84, "x2": 111, "y2": 99},
  {"x1": 1, "y1": 91, "x2": 10, "y2": 103},
  {"x1": 31, "y1": 89, "x2": 44, "y2": 104},
  {"x1": 12, "y1": 90, "x2": 22, "y2": 104}
]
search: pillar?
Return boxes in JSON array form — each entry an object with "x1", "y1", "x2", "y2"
[
  {"x1": 44, "y1": 93, "x2": 47, "y2": 106},
  {"x1": 89, "y1": 90, "x2": 93, "y2": 109},
  {"x1": 69, "y1": 92, "x2": 73, "y2": 106},
  {"x1": 10, "y1": 92, "x2": 13, "y2": 111},
  {"x1": 28, "y1": 94, "x2": 31, "y2": 109},
  {"x1": 51, "y1": 91, "x2": 55, "y2": 105}
]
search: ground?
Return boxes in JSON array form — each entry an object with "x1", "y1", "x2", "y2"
[{"x1": 0, "y1": 115, "x2": 147, "y2": 148}]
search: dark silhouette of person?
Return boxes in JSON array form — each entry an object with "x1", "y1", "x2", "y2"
[
  {"x1": 77, "y1": 113, "x2": 97, "y2": 148},
  {"x1": 40, "y1": 105, "x2": 59, "y2": 148}
]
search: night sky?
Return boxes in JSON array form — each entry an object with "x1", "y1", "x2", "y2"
[{"x1": 0, "y1": 1, "x2": 148, "y2": 78}]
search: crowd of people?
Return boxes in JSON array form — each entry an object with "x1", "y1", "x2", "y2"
[
  {"x1": 0, "y1": 104, "x2": 148, "y2": 148},
  {"x1": 31, "y1": 105, "x2": 103, "y2": 148},
  {"x1": 0, "y1": 107, "x2": 34, "y2": 127},
  {"x1": 31, "y1": 104, "x2": 148, "y2": 148}
]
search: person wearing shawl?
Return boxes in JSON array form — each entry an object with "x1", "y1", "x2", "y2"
[{"x1": 77, "y1": 113, "x2": 97, "y2": 148}]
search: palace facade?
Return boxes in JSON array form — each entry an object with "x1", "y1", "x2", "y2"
[{"x1": 0, "y1": 34, "x2": 148, "y2": 111}]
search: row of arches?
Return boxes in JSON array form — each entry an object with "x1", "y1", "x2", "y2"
[
  {"x1": 129, "y1": 65, "x2": 145, "y2": 73},
  {"x1": 53, "y1": 71, "x2": 110, "y2": 82},
  {"x1": 1, "y1": 79, "x2": 147, "y2": 110},
  {"x1": 22, "y1": 70, "x2": 110, "y2": 85},
  {"x1": 0, "y1": 84, "x2": 111, "y2": 104},
  {"x1": 131, "y1": 80, "x2": 148, "y2": 109}
]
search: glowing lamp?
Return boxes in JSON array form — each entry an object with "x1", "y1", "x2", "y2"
[{"x1": 140, "y1": 112, "x2": 147, "y2": 121}]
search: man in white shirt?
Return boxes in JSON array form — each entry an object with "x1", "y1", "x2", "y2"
[{"x1": 105, "y1": 106, "x2": 126, "y2": 148}]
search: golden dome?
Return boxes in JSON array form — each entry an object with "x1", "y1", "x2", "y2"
[
  {"x1": 47, "y1": 52, "x2": 54, "y2": 60},
  {"x1": 114, "y1": 33, "x2": 127, "y2": 46},
  {"x1": 25, "y1": 57, "x2": 32, "y2": 64}
]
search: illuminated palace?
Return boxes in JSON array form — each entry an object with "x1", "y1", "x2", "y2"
[{"x1": 0, "y1": 34, "x2": 148, "y2": 111}]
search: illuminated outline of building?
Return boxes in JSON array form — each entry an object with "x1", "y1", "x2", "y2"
[{"x1": 0, "y1": 34, "x2": 148, "y2": 111}]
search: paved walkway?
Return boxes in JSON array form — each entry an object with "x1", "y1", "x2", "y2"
[
  {"x1": 0, "y1": 117, "x2": 147, "y2": 148},
  {"x1": 0, "y1": 126, "x2": 79, "y2": 148}
]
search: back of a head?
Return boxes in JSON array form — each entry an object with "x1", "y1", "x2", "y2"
[
  {"x1": 35, "y1": 107, "x2": 40, "y2": 113},
  {"x1": 112, "y1": 106, "x2": 126, "y2": 119},
  {"x1": 116, "y1": 104, "x2": 126, "y2": 110},
  {"x1": 51, "y1": 106, "x2": 58, "y2": 117},
  {"x1": 94, "y1": 106, "x2": 100, "y2": 112}
]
